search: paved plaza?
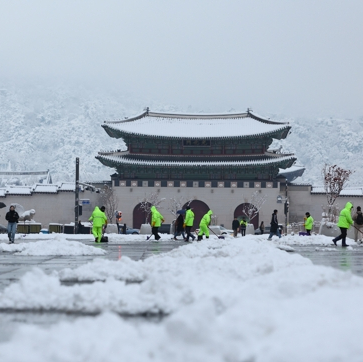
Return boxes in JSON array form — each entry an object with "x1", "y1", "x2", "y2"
[{"x1": 1, "y1": 237, "x2": 363, "y2": 344}]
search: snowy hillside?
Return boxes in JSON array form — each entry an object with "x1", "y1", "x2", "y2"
[{"x1": 1, "y1": 82, "x2": 362, "y2": 185}]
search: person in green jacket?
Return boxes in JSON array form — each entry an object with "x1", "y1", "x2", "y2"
[
  {"x1": 332, "y1": 202, "x2": 354, "y2": 247},
  {"x1": 183, "y1": 206, "x2": 196, "y2": 242},
  {"x1": 197, "y1": 210, "x2": 213, "y2": 241},
  {"x1": 89, "y1": 206, "x2": 108, "y2": 243},
  {"x1": 239, "y1": 217, "x2": 247, "y2": 237},
  {"x1": 150, "y1": 205, "x2": 164, "y2": 241},
  {"x1": 304, "y1": 212, "x2": 314, "y2": 235}
]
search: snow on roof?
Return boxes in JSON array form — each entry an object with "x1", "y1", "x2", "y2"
[
  {"x1": 6, "y1": 186, "x2": 32, "y2": 195},
  {"x1": 57, "y1": 182, "x2": 75, "y2": 191},
  {"x1": 33, "y1": 184, "x2": 58, "y2": 193},
  {"x1": 104, "y1": 110, "x2": 290, "y2": 139},
  {"x1": 98, "y1": 154, "x2": 296, "y2": 167},
  {"x1": 311, "y1": 186, "x2": 363, "y2": 196},
  {"x1": 278, "y1": 166, "x2": 305, "y2": 173}
]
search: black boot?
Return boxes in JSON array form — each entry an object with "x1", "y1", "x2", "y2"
[
  {"x1": 8, "y1": 233, "x2": 11, "y2": 242},
  {"x1": 332, "y1": 239, "x2": 337, "y2": 246},
  {"x1": 197, "y1": 235, "x2": 202, "y2": 241},
  {"x1": 342, "y1": 243, "x2": 348, "y2": 247}
]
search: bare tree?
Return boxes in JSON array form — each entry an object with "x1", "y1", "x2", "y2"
[
  {"x1": 322, "y1": 164, "x2": 353, "y2": 222},
  {"x1": 138, "y1": 192, "x2": 166, "y2": 223},
  {"x1": 98, "y1": 184, "x2": 119, "y2": 222},
  {"x1": 166, "y1": 196, "x2": 192, "y2": 217},
  {"x1": 211, "y1": 214, "x2": 218, "y2": 226},
  {"x1": 240, "y1": 191, "x2": 267, "y2": 221}
]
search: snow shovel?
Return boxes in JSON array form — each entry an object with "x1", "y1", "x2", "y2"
[
  {"x1": 208, "y1": 226, "x2": 225, "y2": 240},
  {"x1": 352, "y1": 225, "x2": 363, "y2": 244}
]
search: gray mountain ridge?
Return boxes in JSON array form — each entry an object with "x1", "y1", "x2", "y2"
[{"x1": 1, "y1": 83, "x2": 362, "y2": 186}]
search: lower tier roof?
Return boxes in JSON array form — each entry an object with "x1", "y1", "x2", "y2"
[{"x1": 96, "y1": 154, "x2": 296, "y2": 169}]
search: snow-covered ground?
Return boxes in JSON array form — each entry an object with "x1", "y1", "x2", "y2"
[{"x1": 0, "y1": 233, "x2": 362, "y2": 361}]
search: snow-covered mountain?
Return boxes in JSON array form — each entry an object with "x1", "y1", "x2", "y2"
[{"x1": 1, "y1": 82, "x2": 362, "y2": 186}]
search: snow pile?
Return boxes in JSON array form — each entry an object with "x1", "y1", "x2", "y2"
[
  {"x1": 276, "y1": 233, "x2": 352, "y2": 246},
  {"x1": 0, "y1": 238, "x2": 106, "y2": 256}
]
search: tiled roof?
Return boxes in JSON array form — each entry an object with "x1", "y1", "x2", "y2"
[
  {"x1": 97, "y1": 154, "x2": 296, "y2": 167},
  {"x1": 57, "y1": 182, "x2": 75, "y2": 191},
  {"x1": 311, "y1": 186, "x2": 363, "y2": 196},
  {"x1": 33, "y1": 185, "x2": 58, "y2": 193},
  {"x1": 5, "y1": 186, "x2": 32, "y2": 195},
  {"x1": 103, "y1": 110, "x2": 290, "y2": 139},
  {"x1": 0, "y1": 183, "x2": 76, "y2": 196}
]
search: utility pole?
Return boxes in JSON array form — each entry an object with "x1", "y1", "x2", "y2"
[
  {"x1": 284, "y1": 178, "x2": 289, "y2": 234},
  {"x1": 75, "y1": 157, "x2": 79, "y2": 234}
]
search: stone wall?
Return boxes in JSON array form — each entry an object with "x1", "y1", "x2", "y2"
[{"x1": 0, "y1": 184, "x2": 362, "y2": 232}]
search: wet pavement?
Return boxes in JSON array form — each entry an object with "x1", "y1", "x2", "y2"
[
  {"x1": 293, "y1": 244, "x2": 363, "y2": 276},
  {"x1": 1, "y1": 238, "x2": 363, "y2": 343},
  {"x1": 0, "y1": 237, "x2": 185, "y2": 342},
  {"x1": 0, "y1": 237, "x2": 186, "y2": 293}
]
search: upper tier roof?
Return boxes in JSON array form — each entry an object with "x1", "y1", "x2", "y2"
[{"x1": 103, "y1": 109, "x2": 290, "y2": 139}]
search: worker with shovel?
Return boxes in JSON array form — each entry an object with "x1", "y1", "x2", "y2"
[{"x1": 197, "y1": 210, "x2": 213, "y2": 241}]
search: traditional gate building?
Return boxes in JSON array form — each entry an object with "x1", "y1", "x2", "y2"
[{"x1": 96, "y1": 109, "x2": 299, "y2": 229}]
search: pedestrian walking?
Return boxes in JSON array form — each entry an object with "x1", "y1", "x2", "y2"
[
  {"x1": 352, "y1": 206, "x2": 363, "y2": 244},
  {"x1": 267, "y1": 209, "x2": 281, "y2": 240},
  {"x1": 332, "y1": 202, "x2": 354, "y2": 247},
  {"x1": 239, "y1": 217, "x2": 247, "y2": 236},
  {"x1": 173, "y1": 213, "x2": 186, "y2": 240},
  {"x1": 89, "y1": 206, "x2": 108, "y2": 243},
  {"x1": 197, "y1": 210, "x2": 213, "y2": 241},
  {"x1": 184, "y1": 206, "x2": 196, "y2": 242},
  {"x1": 304, "y1": 212, "x2": 314, "y2": 235},
  {"x1": 259, "y1": 221, "x2": 265, "y2": 235},
  {"x1": 232, "y1": 217, "x2": 240, "y2": 237},
  {"x1": 5, "y1": 205, "x2": 19, "y2": 244},
  {"x1": 150, "y1": 205, "x2": 164, "y2": 241},
  {"x1": 115, "y1": 211, "x2": 122, "y2": 234}
]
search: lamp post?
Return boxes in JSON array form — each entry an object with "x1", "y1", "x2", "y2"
[
  {"x1": 75, "y1": 158, "x2": 79, "y2": 234},
  {"x1": 284, "y1": 178, "x2": 289, "y2": 233},
  {"x1": 276, "y1": 179, "x2": 289, "y2": 235}
]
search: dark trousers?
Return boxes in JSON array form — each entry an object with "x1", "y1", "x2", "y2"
[
  {"x1": 333, "y1": 227, "x2": 348, "y2": 245},
  {"x1": 306, "y1": 229, "x2": 311, "y2": 235},
  {"x1": 233, "y1": 229, "x2": 238, "y2": 237},
  {"x1": 185, "y1": 226, "x2": 195, "y2": 241},
  {"x1": 152, "y1": 227, "x2": 161, "y2": 240},
  {"x1": 116, "y1": 223, "x2": 121, "y2": 234},
  {"x1": 240, "y1": 227, "x2": 246, "y2": 236}
]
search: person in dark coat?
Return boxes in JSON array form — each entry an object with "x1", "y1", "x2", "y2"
[
  {"x1": 352, "y1": 206, "x2": 363, "y2": 244},
  {"x1": 5, "y1": 205, "x2": 19, "y2": 244},
  {"x1": 267, "y1": 210, "x2": 281, "y2": 240},
  {"x1": 259, "y1": 221, "x2": 265, "y2": 235},
  {"x1": 173, "y1": 214, "x2": 186, "y2": 240},
  {"x1": 232, "y1": 217, "x2": 240, "y2": 237}
]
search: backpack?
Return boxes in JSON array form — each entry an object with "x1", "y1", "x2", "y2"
[{"x1": 356, "y1": 213, "x2": 363, "y2": 225}]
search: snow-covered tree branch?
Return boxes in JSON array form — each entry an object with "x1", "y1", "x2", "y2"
[
  {"x1": 138, "y1": 192, "x2": 166, "y2": 223},
  {"x1": 98, "y1": 185, "x2": 119, "y2": 222},
  {"x1": 241, "y1": 191, "x2": 267, "y2": 221},
  {"x1": 166, "y1": 197, "x2": 192, "y2": 216},
  {"x1": 322, "y1": 164, "x2": 353, "y2": 222}
]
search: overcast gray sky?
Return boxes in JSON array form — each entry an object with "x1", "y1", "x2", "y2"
[{"x1": 1, "y1": 0, "x2": 362, "y2": 118}]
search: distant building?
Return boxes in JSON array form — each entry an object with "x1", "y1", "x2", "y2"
[
  {"x1": 96, "y1": 109, "x2": 301, "y2": 229},
  {"x1": 0, "y1": 169, "x2": 52, "y2": 187}
]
